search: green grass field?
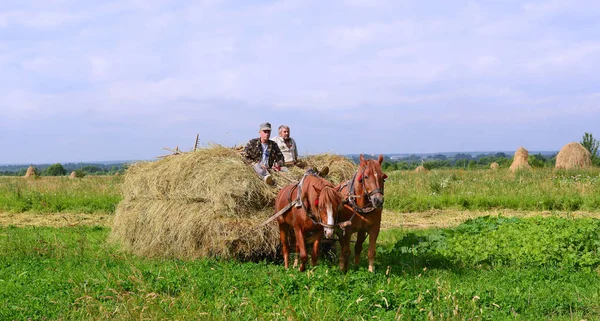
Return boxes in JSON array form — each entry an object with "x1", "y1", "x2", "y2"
[
  {"x1": 2, "y1": 167, "x2": 600, "y2": 319},
  {"x1": 2, "y1": 216, "x2": 600, "y2": 320},
  {"x1": 385, "y1": 168, "x2": 600, "y2": 212},
  {"x1": 0, "y1": 176, "x2": 122, "y2": 213},
  {"x1": 2, "y1": 168, "x2": 599, "y2": 214}
]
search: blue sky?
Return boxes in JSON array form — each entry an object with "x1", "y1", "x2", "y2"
[{"x1": 1, "y1": 0, "x2": 599, "y2": 164}]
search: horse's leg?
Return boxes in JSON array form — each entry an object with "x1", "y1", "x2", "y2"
[
  {"x1": 367, "y1": 227, "x2": 380, "y2": 272},
  {"x1": 311, "y1": 233, "x2": 323, "y2": 267},
  {"x1": 293, "y1": 243, "x2": 299, "y2": 268},
  {"x1": 339, "y1": 232, "x2": 352, "y2": 272},
  {"x1": 294, "y1": 228, "x2": 308, "y2": 272},
  {"x1": 354, "y1": 230, "x2": 367, "y2": 265},
  {"x1": 278, "y1": 223, "x2": 290, "y2": 269}
]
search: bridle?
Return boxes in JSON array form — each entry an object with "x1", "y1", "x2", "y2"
[{"x1": 339, "y1": 163, "x2": 386, "y2": 215}]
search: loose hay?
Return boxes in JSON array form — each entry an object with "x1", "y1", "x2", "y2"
[
  {"x1": 296, "y1": 153, "x2": 356, "y2": 185},
  {"x1": 121, "y1": 145, "x2": 276, "y2": 213},
  {"x1": 490, "y1": 162, "x2": 500, "y2": 170},
  {"x1": 69, "y1": 171, "x2": 76, "y2": 179},
  {"x1": 510, "y1": 147, "x2": 531, "y2": 172},
  {"x1": 110, "y1": 144, "x2": 356, "y2": 260},
  {"x1": 415, "y1": 165, "x2": 429, "y2": 173},
  {"x1": 110, "y1": 199, "x2": 279, "y2": 260},
  {"x1": 555, "y1": 142, "x2": 592, "y2": 169}
]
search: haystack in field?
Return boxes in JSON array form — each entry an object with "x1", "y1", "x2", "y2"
[
  {"x1": 69, "y1": 171, "x2": 76, "y2": 179},
  {"x1": 509, "y1": 147, "x2": 531, "y2": 172},
  {"x1": 24, "y1": 166, "x2": 36, "y2": 178},
  {"x1": 415, "y1": 165, "x2": 428, "y2": 173},
  {"x1": 555, "y1": 142, "x2": 592, "y2": 169},
  {"x1": 490, "y1": 162, "x2": 500, "y2": 170},
  {"x1": 110, "y1": 145, "x2": 356, "y2": 260}
]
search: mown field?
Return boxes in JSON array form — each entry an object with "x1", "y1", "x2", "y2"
[{"x1": 2, "y1": 168, "x2": 600, "y2": 320}]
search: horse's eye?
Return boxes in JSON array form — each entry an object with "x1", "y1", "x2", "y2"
[
  {"x1": 357, "y1": 174, "x2": 363, "y2": 183},
  {"x1": 382, "y1": 173, "x2": 388, "y2": 182}
]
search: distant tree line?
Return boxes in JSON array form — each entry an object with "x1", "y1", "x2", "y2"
[
  {"x1": 354, "y1": 152, "x2": 561, "y2": 171},
  {"x1": 353, "y1": 133, "x2": 600, "y2": 171},
  {"x1": 0, "y1": 163, "x2": 129, "y2": 176}
]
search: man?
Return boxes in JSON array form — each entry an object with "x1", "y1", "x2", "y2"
[
  {"x1": 272, "y1": 125, "x2": 328, "y2": 176},
  {"x1": 243, "y1": 122, "x2": 285, "y2": 185},
  {"x1": 272, "y1": 125, "x2": 303, "y2": 167}
]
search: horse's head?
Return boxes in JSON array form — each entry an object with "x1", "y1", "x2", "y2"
[
  {"x1": 310, "y1": 184, "x2": 343, "y2": 239},
  {"x1": 356, "y1": 154, "x2": 387, "y2": 209}
]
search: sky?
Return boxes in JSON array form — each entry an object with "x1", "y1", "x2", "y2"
[{"x1": 1, "y1": 0, "x2": 599, "y2": 164}]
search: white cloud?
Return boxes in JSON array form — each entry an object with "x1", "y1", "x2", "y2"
[{"x1": 2, "y1": 0, "x2": 600, "y2": 163}]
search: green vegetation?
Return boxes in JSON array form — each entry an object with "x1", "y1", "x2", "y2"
[
  {"x1": 2, "y1": 217, "x2": 600, "y2": 320},
  {"x1": 581, "y1": 132, "x2": 599, "y2": 164},
  {"x1": 2, "y1": 168, "x2": 600, "y2": 214},
  {"x1": 385, "y1": 168, "x2": 600, "y2": 212},
  {"x1": 44, "y1": 163, "x2": 67, "y2": 176},
  {"x1": 374, "y1": 151, "x2": 557, "y2": 171},
  {"x1": 0, "y1": 162, "x2": 128, "y2": 176},
  {"x1": 0, "y1": 176, "x2": 122, "y2": 213}
]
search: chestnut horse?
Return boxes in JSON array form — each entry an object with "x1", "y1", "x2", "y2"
[
  {"x1": 336, "y1": 154, "x2": 387, "y2": 272},
  {"x1": 275, "y1": 171, "x2": 343, "y2": 271}
]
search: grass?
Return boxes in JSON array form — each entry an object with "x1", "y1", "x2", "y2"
[
  {"x1": 385, "y1": 167, "x2": 600, "y2": 212},
  {"x1": 2, "y1": 216, "x2": 600, "y2": 320},
  {"x1": 2, "y1": 168, "x2": 599, "y2": 214},
  {"x1": 0, "y1": 176, "x2": 122, "y2": 214}
]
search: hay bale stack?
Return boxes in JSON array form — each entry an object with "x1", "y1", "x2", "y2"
[
  {"x1": 69, "y1": 171, "x2": 76, "y2": 179},
  {"x1": 555, "y1": 142, "x2": 592, "y2": 169},
  {"x1": 110, "y1": 145, "x2": 356, "y2": 261},
  {"x1": 24, "y1": 166, "x2": 36, "y2": 178},
  {"x1": 490, "y1": 162, "x2": 500, "y2": 170},
  {"x1": 415, "y1": 165, "x2": 428, "y2": 173},
  {"x1": 114, "y1": 172, "x2": 120, "y2": 176},
  {"x1": 509, "y1": 147, "x2": 531, "y2": 172}
]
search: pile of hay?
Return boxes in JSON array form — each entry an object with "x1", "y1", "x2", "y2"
[
  {"x1": 415, "y1": 165, "x2": 428, "y2": 173},
  {"x1": 24, "y1": 166, "x2": 36, "y2": 178},
  {"x1": 509, "y1": 147, "x2": 531, "y2": 172},
  {"x1": 555, "y1": 142, "x2": 592, "y2": 169},
  {"x1": 490, "y1": 162, "x2": 500, "y2": 170},
  {"x1": 278, "y1": 153, "x2": 357, "y2": 186},
  {"x1": 69, "y1": 171, "x2": 76, "y2": 179},
  {"x1": 110, "y1": 145, "x2": 356, "y2": 261}
]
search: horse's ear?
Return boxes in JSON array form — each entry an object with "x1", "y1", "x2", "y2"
[
  {"x1": 359, "y1": 154, "x2": 366, "y2": 164},
  {"x1": 378, "y1": 154, "x2": 384, "y2": 165}
]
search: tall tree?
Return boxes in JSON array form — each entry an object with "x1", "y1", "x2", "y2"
[
  {"x1": 44, "y1": 163, "x2": 66, "y2": 176},
  {"x1": 581, "y1": 132, "x2": 599, "y2": 163}
]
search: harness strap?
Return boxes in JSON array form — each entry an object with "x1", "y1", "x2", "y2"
[{"x1": 343, "y1": 167, "x2": 384, "y2": 215}]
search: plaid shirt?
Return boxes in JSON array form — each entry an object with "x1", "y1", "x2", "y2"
[{"x1": 243, "y1": 138, "x2": 284, "y2": 168}]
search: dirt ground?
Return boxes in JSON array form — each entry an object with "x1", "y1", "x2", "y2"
[{"x1": 2, "y1": 209, "x2": 600, "y2": 229}]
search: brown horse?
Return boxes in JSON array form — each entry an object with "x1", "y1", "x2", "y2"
[
  {"x1": 336, "y1": 154, "x2": 387, "y2": 272},
  {"x1": 275, "y1": 171, "x2": 343, "y2": 271}
]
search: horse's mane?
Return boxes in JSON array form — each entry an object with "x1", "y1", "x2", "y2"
[{"x1": 319, "y1": 184, "x2": 340, "y2": 202}]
